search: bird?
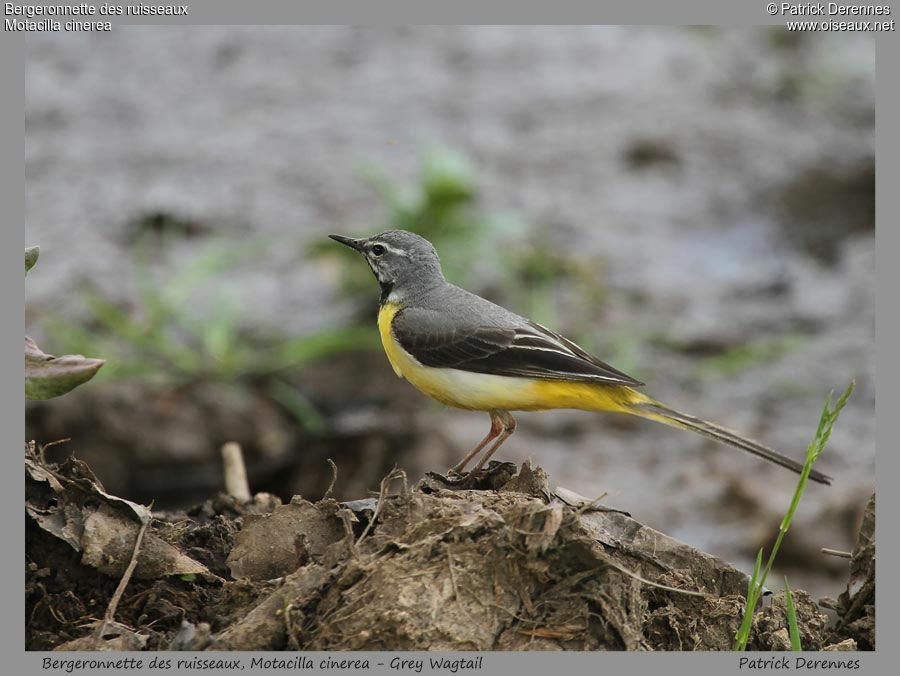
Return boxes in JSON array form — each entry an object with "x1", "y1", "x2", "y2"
[{"x1": 329, "y1": 229, "x2": 831, "y2": 486}]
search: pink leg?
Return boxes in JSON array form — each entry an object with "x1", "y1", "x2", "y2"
[
  {"x1": 451, "y1": 411, "x2": 503, "y2": 473},
  {"x1": 469, "y1": 410, "x2": 517, "y2": 475}
]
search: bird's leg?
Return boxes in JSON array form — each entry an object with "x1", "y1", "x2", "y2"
[
  {"x1": 469, "y1": 410, "x2": 517, "y2": 475},
  {"x1": 450, "y1": 410, "x2": 504, "y2": 474}
]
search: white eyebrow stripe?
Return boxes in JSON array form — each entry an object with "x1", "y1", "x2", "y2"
[{"x1": 370, "y1": 242, "x2": 409, "y2": 257}]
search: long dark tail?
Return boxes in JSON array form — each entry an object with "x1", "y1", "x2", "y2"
[{"x1": 626, "y1": 396, "x2": 832, "y2": 485}]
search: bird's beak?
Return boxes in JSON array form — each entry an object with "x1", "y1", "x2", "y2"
[{"x1": 328, "y1": 234, "x2": 365, "y2": 252}]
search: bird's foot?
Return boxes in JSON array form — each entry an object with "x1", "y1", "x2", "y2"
[
  {"x1": 425, "y1": 470, "x2": 468, "y2": 488},
  {"x1": 426, "y1": 461, "x2": 517, "y2": 491}
]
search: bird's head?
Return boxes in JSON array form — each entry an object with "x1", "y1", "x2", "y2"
[{"x1": 328, "y1": 229, "x2": 445, "y2": 303}]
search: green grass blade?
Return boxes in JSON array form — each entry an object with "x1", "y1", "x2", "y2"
[
  {"x1": 735, "y1": 547, "x2": 765, "y2": 650},
  {"x1": 266, "y1": 379, "x2": 326, "y2": 433},
  {"x1": 784, "y1": 577, "x2": 802, "y2": 651},
  {"x1": 733, "y1": 381, "x2": 854, "y2": 651}
]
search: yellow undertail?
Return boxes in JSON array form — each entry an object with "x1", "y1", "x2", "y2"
[{"x1": 559, "y1": 382, "x2": 831, "y2": 485}]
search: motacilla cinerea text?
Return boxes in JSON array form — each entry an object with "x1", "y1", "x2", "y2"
[{"x1": 330, "y1": 230, "x2": 831, "y2": 485}]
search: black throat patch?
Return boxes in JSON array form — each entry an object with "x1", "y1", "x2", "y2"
[{"x1": 378, "y1": 281, "x2": 394, "y2": 306}]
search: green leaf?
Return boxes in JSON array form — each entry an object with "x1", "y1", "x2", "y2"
[
  {"x1": 25, "y1": 336, "x2": 105, "y2": 400},
  {"x1": 25, "y1": 246, "x2": 40, "y2": 276},
  {"x1": 784, "y1": 577, "x2": 802, "y2": 651}
]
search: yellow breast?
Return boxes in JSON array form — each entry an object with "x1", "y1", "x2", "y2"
[
  {"x1": 377, "y1": 302, "x2": 407, "y2": 379},
  {"x1": 377, "y1": 301, "x2": 515, "y2": 409}
]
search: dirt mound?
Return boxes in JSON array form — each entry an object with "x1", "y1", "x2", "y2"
[
  {"x1": 26, "y1": 445, "x2": 859, "y2": 651},
  {"x1": 824, "y1": 493, "x2": 875, "y2": 650}
]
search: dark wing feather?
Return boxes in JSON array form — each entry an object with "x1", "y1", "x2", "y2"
[
  {"x1": 522, "y1": 320, "x2": 644, "y2": 386},
  {"x1": 391, "y1": 308, "x2": 643, "y2": 386}
]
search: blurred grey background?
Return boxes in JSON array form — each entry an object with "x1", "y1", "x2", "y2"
[{"x1": 25, "y1": 26, "x2": 874, "y2": 598}]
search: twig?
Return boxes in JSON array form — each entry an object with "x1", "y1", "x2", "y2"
[
  {"x1": 324, "y1": 459, "x2": 338, "y2": 500},
  {"x1": 356, "y1": 467, "x2": 406, "y2": 547},
  {"x1": 556, "y1": 485, "x2": 630, "y2": 517},
  {"x1": 93, "y1": 510, "x2": 151, "y2": 645},
  {"x1": 337, "y1": 508, "x2": 357, "y2": 554},
  {"x1": 574, "y1": 492, "x2": 609, "y2": 516},
  {"x1": 596, "y1": 555, "x2": 711, "y2": 598},
  {"x1": 221, "y1": 442, "x2": 251, "y2": 502},
  {"x1": 321, "y1": 596, "x2": 376, "y2": 627},
  {"x1": 820, "y1": 547, "x2": 853, "y2": 559},
  {"x1": 38, "y1": 437, "x2": 71, "y2": 464}
]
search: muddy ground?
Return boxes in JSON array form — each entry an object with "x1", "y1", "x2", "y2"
[{"x1": 26, "y1": 444, "x2": 873, "y2": 652}]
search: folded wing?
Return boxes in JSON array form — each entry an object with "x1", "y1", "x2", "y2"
[{"x1": 391, "y1": 308, "x2": 643, "y2": 386}]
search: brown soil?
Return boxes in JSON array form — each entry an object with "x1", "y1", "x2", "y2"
[{"x1": 25, "y1": 447, "x2": 872, "y2": 652}]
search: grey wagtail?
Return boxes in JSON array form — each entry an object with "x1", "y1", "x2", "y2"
[{"x1": 329, "y1": 230, "x2": 831, "y2": 485}]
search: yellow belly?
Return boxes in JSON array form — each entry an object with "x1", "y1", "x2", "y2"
[{"x1": 377, "y1": 302, "x2": 641, "y2": 413}]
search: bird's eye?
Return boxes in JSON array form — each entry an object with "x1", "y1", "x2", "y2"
[{"x1": 371, "y1": 244, "x2": 386, "y2": 257}]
